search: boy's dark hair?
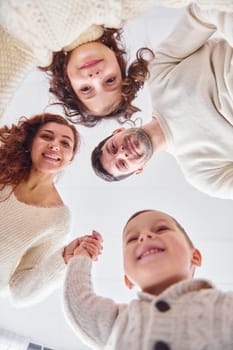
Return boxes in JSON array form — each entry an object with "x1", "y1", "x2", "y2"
[
  {"x1": 91, "y1": 135, "x2": 134, "y2": 182},
  {"x1": 124, "y1": 209, "x2": 194, "y2": 248}
]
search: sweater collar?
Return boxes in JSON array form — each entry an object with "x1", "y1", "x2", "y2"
[
  {"x1": 138, "y1": 278, "x2": 214, "y2": 302},
  {"x1": 63, "y1": 24, "x2": 104, "y2": 52}
]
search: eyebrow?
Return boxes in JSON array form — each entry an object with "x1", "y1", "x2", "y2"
[{"x1": 42, "y1": 129, "x2": 73, "y2": 141}]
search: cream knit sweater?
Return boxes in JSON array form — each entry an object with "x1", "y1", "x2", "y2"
[
  {"x1": 148, "y1": 4, "x2": 233, "y2": 199},
  {"x1": 64, "y1": 256, "x2": 233, "y2": 350},
  {"x1": 0, "y1": 0, "x2": 232, "y2": 118},
  {"x1": 0, "y1": 186, "x2": 71, "y2": 307}
]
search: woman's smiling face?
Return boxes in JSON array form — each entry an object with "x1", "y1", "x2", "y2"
[{"x1": 30, "y1": 122, "x2": 75, "y2": 175}]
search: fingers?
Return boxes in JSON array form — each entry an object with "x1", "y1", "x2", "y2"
[
  {"x1": 91, "y1": 230, "x2": 103, "y2": 242},
  {"x1": 64, "y1": 231, "x2": 103, "y2": 263},
  {"x1": 74, "y1": 238, "x2": 102, "y2": 261}
]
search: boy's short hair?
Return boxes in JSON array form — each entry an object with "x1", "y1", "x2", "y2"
[{"x1": 124, "y1": 209, "x2": 194, "y2": 248}]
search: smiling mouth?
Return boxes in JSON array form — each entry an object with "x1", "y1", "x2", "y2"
[
  {"x1": 79, "y1": 59, "x2": 103, "y2": 69},
  {"x1": 43, "y1": 153, "x2": 61, "y2": 162},
  {"x1": 125, "y1": 137, "x2": 140, "y2": 158},
  {"x1": 138, "y1": 248, "x2": 165, "y2": 260}
]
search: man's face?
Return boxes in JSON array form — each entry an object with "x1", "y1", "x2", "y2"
[{"x1": 100, "y1": 128, "x2": 153, "y2": 177}]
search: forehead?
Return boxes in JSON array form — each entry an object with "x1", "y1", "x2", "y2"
[
  {"x1": 38, "y1": 122, "x2": 74, "y2": 139},
  {"x1": 123, "y1": 211, "x2": 174, "y2": 234}
]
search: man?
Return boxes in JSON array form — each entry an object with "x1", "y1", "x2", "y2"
[{"x1": 91, "y1": 4, "x2": 233, "y2": 200}]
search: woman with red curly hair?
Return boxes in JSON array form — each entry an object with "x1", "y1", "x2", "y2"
[{"x1": 0, "y1": 113, "x2": 102, "y2": 306}]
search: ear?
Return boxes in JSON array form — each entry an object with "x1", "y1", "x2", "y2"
[
  {"x1": 124, "y1": 275, "x2": 134, "y2": 289},
  {"x1": 112, "y1": 128, "x2": 125, "y2": 135},
  {"x1": 135, "y1": 167, "x2": 144, "y2": 175},
  {"x1": 191, "y1": 248, "x2": 202, "y2": 267}
]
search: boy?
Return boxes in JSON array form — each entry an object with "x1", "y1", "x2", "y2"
[{"x1": 63, "y1": 210, "x2": 233, "y2": 350}]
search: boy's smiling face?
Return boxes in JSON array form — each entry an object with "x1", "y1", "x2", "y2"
[{"x1": 123, "y1": 210, "x2": 201, "y2": 295}]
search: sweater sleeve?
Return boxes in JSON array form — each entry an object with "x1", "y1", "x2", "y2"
[
  {"x1": 191, "y1": 4, "x2": 233, "y2": 46},
  {"x1": 121, "y1": 0, "x2": 233, "y2": 23},
  {"x1": 0, "y1": 25, "x2": 36, "y2": 119},
  {"x1": 9, "y1": 232, "x2": 67, "y2": 307},
  {"x1": 152, "y1": 4, "x2": 217, "y2": 62},
  {"x1": 63, "y1": 256, "x2": 119, "y2": 350},
  {"x1": 194, "y1": 163, "x2": 233, "y2": 200}
]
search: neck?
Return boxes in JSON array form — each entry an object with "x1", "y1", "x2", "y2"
[
  {"x1": 142, "y1": 117, "x2": 167, "y2": 154},
  {"x1": 142, "y1": 276, "x2": 191, "y2": 296},
  {"x1": 24, "y1": 168, "x2": 56, "y2": 191}
]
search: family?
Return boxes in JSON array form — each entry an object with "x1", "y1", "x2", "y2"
[{"x1": 0, "y1": 1, "x2": 233, "y2": 349}]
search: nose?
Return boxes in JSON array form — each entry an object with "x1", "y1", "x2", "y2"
[
  {"x1": 49, "y1": 143, "x2": 59, "y2": 151},
  {"x1": 88, "y1": 69, "x2": 101, "y2": 78},
  {"x1": 138, "y1": 232, "x2": 153, "y2": 243},
  {"x1": 119, "y1": 146, "x2": 129, "y2": 158}
]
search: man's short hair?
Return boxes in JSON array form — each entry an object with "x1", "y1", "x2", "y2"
[{"x1": 91, "y1": 135, "x2": 134, "y2": 182}]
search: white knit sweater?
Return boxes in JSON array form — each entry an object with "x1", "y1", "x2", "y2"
[
  {"x1": 64, "y1": 256, "x2": 233, "y2": 350},
  {"x1": 0, "y1": 185, "x2": 71, "y2": 307},
  {"x1": 0, "y1": 0, "x2": 232, "y2": 118},
  {"x1": 148, "y1": 4, "x2": 233, "y2": 199}
]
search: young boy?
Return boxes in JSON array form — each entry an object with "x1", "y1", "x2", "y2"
[{"x1": 63, "y1": 210, "x2": 233, "y2": 350}]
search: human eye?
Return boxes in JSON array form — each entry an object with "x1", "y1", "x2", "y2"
[
  {"x1": 105, "y1": 77, "x2": 116, "y2": 84},
  {"x1": 40, "y1": 133, "x2": 52, "y2": 140},
  {"x1": 127, "y1": 235, "x2": 137, "y2": 244},
  {"x1": 156, "y1": 225, "x2": 169, "y2": 233},
  {"x1": 80, "y1": 86, "x2": 91, "y2": 93},
  {"x1": 61, "y1": 140, "x2": 71, "y2": 148},
  {"x1": 111, "y1": 142, "x2": 117, "y2": 154},
  {"x1": 119, "y1": 159, "x2": 127, "y2": 169}
]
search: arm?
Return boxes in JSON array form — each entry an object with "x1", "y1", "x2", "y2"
[
  {"x1": 191, "y1": 4, "x2": 233, "y2": 45},
  {"x1": 63, "y1": 241, "x2": 120, "y2": 350},
  {"x1": 0, "y1": 25, "x2": 36, "y2": 118},
  {"x1": 9, "y1": 232, "x2": 67, "y2": 307},
  {"x1": 153, "y1": 4, "x2": 217, "y2": 63},
  {"x1": 195, "y1": 164, "x2": 233, "y2": 200},
  {"x1": 121, "y1": 0, "x2": 233, "y2": 24}
]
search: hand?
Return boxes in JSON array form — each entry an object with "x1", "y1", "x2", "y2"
[
  {"x1": 74, "y1": 230, "x2": 103, "y2": 261},
  {"x1": 63, "y1": 230, "x2": 103, "y2": 263},
  {"x1": 63, "y1": 237, "x2": 80, "y2": 264}
]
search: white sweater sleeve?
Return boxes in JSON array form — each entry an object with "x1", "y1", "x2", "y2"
[
  {"x1": 154, "y1": 4, "x2": 217, "y2": 62},
  {"x1": 191, "y1": 4, "x2": 233, "y2": 46},
  {"x1": 0, "y1": 25, "x2": 36, "y2": 118},
  {"x1": 64, "y1": 256, "x2": 119, "y2": 350},
  {"x1": 195, "y1": 163, "x2": 233, "y2": 200},
  {"x1": 9, "y1": 233, "x2": 66, "y2": 307}
]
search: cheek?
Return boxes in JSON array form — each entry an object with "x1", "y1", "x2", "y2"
[{"x1": 123, "y1": 249, "x2": 135, "y2": 272}]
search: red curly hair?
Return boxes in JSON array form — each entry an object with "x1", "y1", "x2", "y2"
[{"x1": 0, "y1": 113, "x2": 79, "y2": 187}]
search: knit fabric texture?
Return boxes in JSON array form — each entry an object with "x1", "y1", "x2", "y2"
[
  {"x1": 63, "y1": 256, "x2": 233, "y2": 350},
  {"x1": 0, "y1": 0, "x2": 232, "y2": 118},
  {"x1": 0, "y1": 185, "x2": 71, "y2": 306},
  {"x1": 148, "y1": 4, "x2": 233, "y2": 199}
]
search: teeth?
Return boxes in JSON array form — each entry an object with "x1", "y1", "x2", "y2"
[
  {"x1": 44, "y1": 153, "x2": 60, "y2": 161},
  {"x1": 140, "y1": 248, "x2": 163, "y2": 259}
]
